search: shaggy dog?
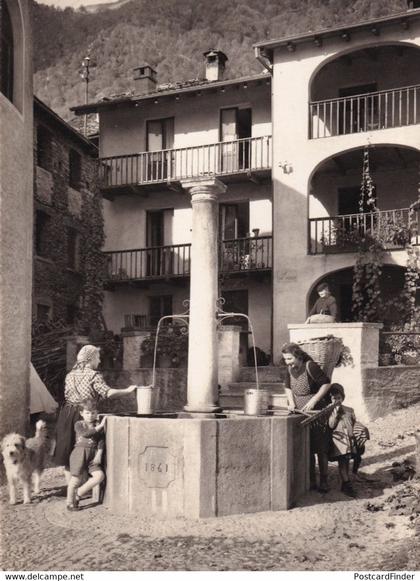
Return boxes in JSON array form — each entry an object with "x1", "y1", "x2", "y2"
[{"x1": 1, "y1": 420, "x2": 48, "y2": 505}]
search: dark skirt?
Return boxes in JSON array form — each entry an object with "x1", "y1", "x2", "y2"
[
  {"x1": 52, "y1": 403, "x2": 80, "y2": 469},
  {"x1": 310, "y1": 425, "x2": 331, "y2": 456}
]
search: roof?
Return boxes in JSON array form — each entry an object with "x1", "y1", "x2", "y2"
[
  {"x1": 34, "y1": 97, "x2": 98, "y2": 155},
  {"x1": 254, "y1": 8, "x2": 420, "y2": 55},
  {"x1": 71, "y1": 72, "x2": 271, "y2": 115}
]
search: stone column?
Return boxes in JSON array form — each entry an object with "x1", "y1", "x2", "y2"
[{"x1": 182, "y1": 178, "x2": 227, "y2": 413}]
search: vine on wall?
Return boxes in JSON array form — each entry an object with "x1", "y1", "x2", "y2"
[{"x1": 351, "y1": 145, "x2": 420, "y2": 326}]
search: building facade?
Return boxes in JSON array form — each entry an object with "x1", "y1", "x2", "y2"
[
  {"x1": 255, "y1": 7, "x2": 420, "y2": 361},
  {"x1": 74, "y1": 54, "x2": 273, "y2": 363},
  {"x1": 33, "y1": 97, "x2": 101, "y2": 331},
  {"x1": 0, "y1": 0, "x2": 33, "y2": 435},
  {"x1": 74, "y1": 5, "x2": 420, "y2": 367}
]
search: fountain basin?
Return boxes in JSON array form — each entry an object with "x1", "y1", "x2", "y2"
[{"x1": 104, "y1": 414, "x2": 309, "y2": 518}]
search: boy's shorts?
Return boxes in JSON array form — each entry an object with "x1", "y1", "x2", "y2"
[{"x1": 69, "y1": 446, "x2": 102, "y2": 477}]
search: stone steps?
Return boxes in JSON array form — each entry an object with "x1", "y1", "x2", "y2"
[
  {"x1": 219, "y1": 371, "x2": 287, "y2": 410},
  {"x1": 239, "y1": 366, "x2": 288, "y2": 383}
]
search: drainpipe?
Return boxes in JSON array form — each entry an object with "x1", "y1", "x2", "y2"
[{"x1": 254, "y1": 46, "x2": 273, "y2": 74}]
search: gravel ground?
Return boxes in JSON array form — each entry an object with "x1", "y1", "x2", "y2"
[{"x1": 1, "y1": 404, "x2": 419, "y2": 572}]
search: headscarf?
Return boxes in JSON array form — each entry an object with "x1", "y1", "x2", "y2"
[{"x1": 73, "y1": 344, "x2": 100, "y2": 370}]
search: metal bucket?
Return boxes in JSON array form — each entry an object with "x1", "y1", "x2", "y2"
[
  {"x1": 136, "y1": 385, "x2": 154, "y2": 415},
  {"x1": 243, "y1": 389, "x2": 269, "y2": 416}
]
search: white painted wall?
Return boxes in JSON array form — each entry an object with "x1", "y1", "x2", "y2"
[
  {"x1": 99, "y1": 81, "x2": 271, "y2": 158},
  {"x1": 270, "y1": 24, "x2": 420, "y2": 361},
  {"x1": 103, "y1": 181, "x2": 272, "y2": 252},
  {"x1": 310, "y1": 165, "x2": 419, "y2": 218}
]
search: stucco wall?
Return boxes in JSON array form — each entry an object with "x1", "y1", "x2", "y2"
[
  {"x1": 363, "y1": 365, "x2": 420, "y2": 419},
  {"x1": 99, "y1": 81, "x2": 271, "y2": 157},
  {"x1": 103, "y1": 181, "x2": 272, "y2": 251},
  {"x1": 270, "y1": 23, "x2": 420, "y2": 357},
  {"x1": 312, "y1": 44, "x2": 420, "y2": 101},
  {"x1": 310, "y1": 165, "x2": 419, "y2": 218},
  {"x1": 0, "y1": 0, "x2": 33, "y2": 436}
]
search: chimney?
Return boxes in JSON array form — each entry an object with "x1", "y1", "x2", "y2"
[
  {"x1": 133, "y1": 64, "x2": 157, "y2": 94},
  {"x1": 203, "y1": 50, "x2": 228, "y2": 82},
  {"x1": 408, "y1": 0, "x2": 420, "y2": 8}
]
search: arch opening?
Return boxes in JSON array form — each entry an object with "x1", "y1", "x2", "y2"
[
  {"x1": 309, "y1": 44, "x2": 420, "y2": 139},
  {"x1": 308, "y1": 144, "x2": 420, "y2": 255},
  {"x1": 307, "y1": 265, "x2": 417, "y2": 325}
]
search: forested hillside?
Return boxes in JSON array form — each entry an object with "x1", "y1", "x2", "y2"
[{"x1": 33, "y1": 0, "x2": 408, "y2": 120}]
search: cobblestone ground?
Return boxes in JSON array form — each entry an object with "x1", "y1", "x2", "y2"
[{"x1": 1, "y1": 404, "x2": 419, "y2": 572}]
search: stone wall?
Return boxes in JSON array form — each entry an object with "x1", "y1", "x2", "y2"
[
  {"x1": 101, "y1": 369, "x2": 187, "y2": 414},
  {"x1": 363, "y1": 366, "x2": 420, "y2": 419},
  {"x1": 33, "y1": 101, "x2": 101, "y2": 326}
]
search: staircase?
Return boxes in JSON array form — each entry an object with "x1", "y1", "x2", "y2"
[{"x1": 219, "y1": 366, "x2": 288, "y2": 410}]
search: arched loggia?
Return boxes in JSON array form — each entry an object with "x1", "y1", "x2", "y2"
[{"x1": 308, "y1": 43, "x2": 420, "y2": 139}]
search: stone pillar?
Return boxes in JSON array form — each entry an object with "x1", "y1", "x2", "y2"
[
  {"x1": 218, "y1": 325, "x2": 242, "y2": 388},
  {"x1": 182, "y1": 178, "x2": 227, "y2": 413},
  {"x1": 288, "y1": 323, "x2": 383, "y2": 422},
  {"x1": 121, "y1": 330, "x2": 150, "y2": 370}
]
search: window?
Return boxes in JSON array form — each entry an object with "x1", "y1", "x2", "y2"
[
  {"x1": 0, "y1": 0, "x2": 14, "y2": 102},
  {"x1": 219, "y1": 202, "x2": 249, "y2": 240},
  {"x1": 67, "y1": 227, "x2": 80, "y2": 270},
  {"x1": 35, "y1": 210, "x2": 50, "y2": 257},
  {"x1": 69, "y1": 149, "x2": 82, "y2": 189},
  {"x1": 149, "y1": 295, "x2": 172, "y2": 327},
  {"x1": 66, "y1": 303, "x2": 78, "y2": 325},
  {"x1": 36, "y1": 303, "x2": 51, "y2": 323},
  {"x1": 37, "y1": 125, "x2": 53, "y2": 171},
  {"x1": 146, "y1": 118, "x2": 174, "y2": 180},
  {"x1": 147, "y1": 118, "x2": 174, "y2": 151}
]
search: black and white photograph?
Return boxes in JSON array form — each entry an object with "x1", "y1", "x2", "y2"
[{"x1": 0, "y1": 0, "x2": 419, "y2": 574}]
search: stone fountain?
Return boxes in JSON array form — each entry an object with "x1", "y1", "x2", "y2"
[{"x1": 103, "y1": 177, "x2": 309, "y2": 518}]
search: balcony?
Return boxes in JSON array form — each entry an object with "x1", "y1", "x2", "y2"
[
  {"x1": 99, "y1": 135, "x2": 272, "y2": 191},
  {"x1": 309, "y1": 208, "x2": 420, "y2": 255},
  {"x1": 105, "y1": 236, "x2": 272, "y2": 283},
  {"x1": 309, "y1": 84, "x2": 420, "y2": 139}
]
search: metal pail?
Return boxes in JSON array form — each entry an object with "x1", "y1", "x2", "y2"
[
  {"x1": 243, "y1": 389, "x2": 269, "y2": 416},
  {"x1": 136, "y1": 386, "x2": 154, "y2": 415}
]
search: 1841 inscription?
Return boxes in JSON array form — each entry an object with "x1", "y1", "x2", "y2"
[{"x1": 138, "y1": 446, "x2": 175, "y2": 488}]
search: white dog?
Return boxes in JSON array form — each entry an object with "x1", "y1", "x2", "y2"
[{"x1": 1, "y1": 420, "x2": 48, "y2": 505}]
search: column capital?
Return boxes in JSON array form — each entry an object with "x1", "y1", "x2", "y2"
[{"x1": 181, "y1": 177, "x2": 227, "y2": 202}]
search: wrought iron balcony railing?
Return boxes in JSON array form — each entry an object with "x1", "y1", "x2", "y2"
[
  {"x1": 99, "y1": 135, "x2": 272, "y2": 188},
  {"x1": 309, "y1": 84, "x2": 420, "y2": 139},
  {"x1": 105, "y1": 236, "x2": 272, "y2": 281},
  {"x1": 309, "y1": 207, "x2": 419, "y2": 255}
]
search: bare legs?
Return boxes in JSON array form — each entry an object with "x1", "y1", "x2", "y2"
[
  {"x1": 309, "y1": 452, "x2": 329, "y2": 492},
  {"x1": 338, "y1": 456, "x2": 356, "y2": 496},
  {"x1": 67, "y1": 469, "x2": 104, "y2": 509},
  {"x1": 77, "y1": 470, "x2": 104, "y2": 498}
]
